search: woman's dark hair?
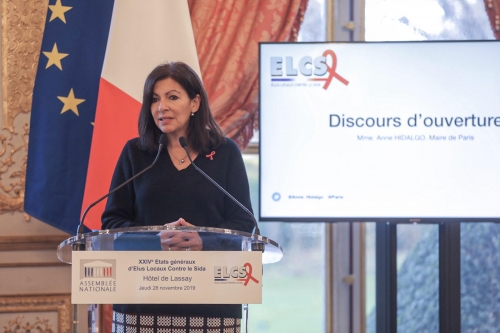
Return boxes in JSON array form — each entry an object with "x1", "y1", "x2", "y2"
[{"x1": 137, "y1": 62, "x2": 224, "y2": 152}]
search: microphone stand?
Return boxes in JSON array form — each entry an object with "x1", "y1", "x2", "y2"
[
  {"x1": 70, "y1": 134, "x2": 167, "y2": 333},
  {"x1": 179, "y1": 137, "x2": 265, "y2": 252},
  {"x1": 75, "y1": 134, "x2": 167, "y2": 243}
]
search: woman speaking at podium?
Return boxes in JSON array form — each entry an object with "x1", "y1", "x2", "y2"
[{"x1": 102, "y1": 62, "x2": 254, "y2": 333}]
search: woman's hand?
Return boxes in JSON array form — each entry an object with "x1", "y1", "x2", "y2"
[{"x1": 160, "y1": 218, "x2": 203, "y2": 251}]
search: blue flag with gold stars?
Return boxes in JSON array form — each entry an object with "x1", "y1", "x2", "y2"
[{"x1": 25, "y1": 0, "x2": 115, "y2": 234}]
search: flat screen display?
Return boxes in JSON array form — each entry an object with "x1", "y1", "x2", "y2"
[{"x1": 259, "y1": 41, "x2": 500, "y2": 222}]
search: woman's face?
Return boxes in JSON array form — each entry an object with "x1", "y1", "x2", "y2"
[{"x1": 151, "y1": 77, "x2": 200, "y2": 139}]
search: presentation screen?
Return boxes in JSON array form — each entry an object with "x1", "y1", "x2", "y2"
[{"x1": 259, "y1": 41, "x2": 500, "y2": 223}]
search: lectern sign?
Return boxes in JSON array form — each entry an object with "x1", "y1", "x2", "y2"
[{"x1": 72, "y1": 251, "x2": 262, "y2": 304}]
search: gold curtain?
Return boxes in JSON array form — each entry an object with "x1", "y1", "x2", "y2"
[
  {"x1": 188, "y1": 0, "x2": 309, "y2": 149},
  {"x1": 484, "y1": 0, "x2": 500, "y2": 39}
]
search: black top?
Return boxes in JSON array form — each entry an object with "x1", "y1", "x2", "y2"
[{"x1": 102, "y1": 137, "x2": 254, "y2": 317}]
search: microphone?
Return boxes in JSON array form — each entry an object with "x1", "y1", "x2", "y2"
[
  {"x1": 179, "y1": 136, "x2": 264, "y2": 252},
  {"x1": 74, "y1": 134, "x2": 168, "y2": 249}
]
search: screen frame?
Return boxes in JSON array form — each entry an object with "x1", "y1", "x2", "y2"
[{"x1": 258, "y1": 40, "x2": 500, "y2": 223}]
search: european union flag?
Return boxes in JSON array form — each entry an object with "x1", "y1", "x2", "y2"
[{"x1": 25, "y1": 0, "x2": 115, "y2": 234}]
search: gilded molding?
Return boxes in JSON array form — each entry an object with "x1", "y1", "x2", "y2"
[
  {"x1": 0, "y1": 262, "x2": 66, "y2": 267},
  {"x1": 0, "y1": 295, "x2": 71, "y2": 333},
  {"x1": 0, "y1": 234, "x2": 68, "y2": 251},
  {"x1": 1, "y1": 0, "x2": 47, "y2": 131},
  {"x1": 0, "y1": 124, "x2": 28, "y2": 214},
  {"x1": 3, "y1": 316, "x2": 54, "y2": 333},
  {"x1": 1, "y1": 0, "x2": 48, "y2": 215}
]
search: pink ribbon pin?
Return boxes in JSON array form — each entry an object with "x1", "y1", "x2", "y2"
[{"x1": 206, "y1": 151, "x2": 216, "y2": 160}]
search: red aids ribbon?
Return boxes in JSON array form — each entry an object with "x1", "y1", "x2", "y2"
[
  {"x1": 243, "y1": 263, "x2": 259, "y2": 286},
  {"x1": 318, "y1": 49, "x2": 349, "y2": 90},
  {"x1": 206, "y1": 151, "x2": 216, "y2": 160}
]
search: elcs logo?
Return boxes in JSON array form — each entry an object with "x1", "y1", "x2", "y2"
[
  {"x1": 214, "y1": 263, "x2": 259, "y2": 286},
  {"x1": 270, "y1": 50, "x2": 349, "y2": 89}
]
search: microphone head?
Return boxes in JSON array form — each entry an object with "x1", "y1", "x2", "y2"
[
  {"x1": 159, "y1": 134, "x2": 167, "y2": 146},
  {"x1": 179, "y1": 136, "x2": 188, "y2": 148}
]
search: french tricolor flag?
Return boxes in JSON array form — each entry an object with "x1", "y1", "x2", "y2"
[{"x1": 25, "y1": 0, "x2": 200, "y2": 234}]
